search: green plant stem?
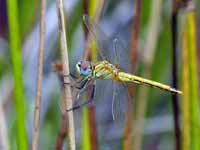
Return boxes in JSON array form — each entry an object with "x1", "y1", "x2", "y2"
[
  {"x1": 185, "y1": 3, "x2": 200, "y2": 150},
  {"x1": 82, "y1": 1, "x2": 104, "y2": 150},
  {"x1": 6, "y1": 0, "x2": 27, "y2": 149}
]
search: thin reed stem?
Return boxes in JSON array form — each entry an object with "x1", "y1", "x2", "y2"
[
  {"x1": 130, "y1": 0, "x2": 141, "y2": 72},
  {"x1": 124, "y1": 0, "x2": 141, "y2": 149},
  {"x1": 32, "y1": 0, "x2": 46, "y2": 149},
  {"x1": 56, "y1": 0, "x2": 76, "y2": 149},
  {"x1": 133, "y1": 0, "x2": 162, "y2": 149},
  {"x1": 56, "y1": 111, "x2": 68, "y2": 150}
]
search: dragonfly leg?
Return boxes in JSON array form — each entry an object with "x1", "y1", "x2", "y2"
[
  {"x1": 63, "y1": 73, "x2": 87, "y2": 84},
  {"x1": 112, "y1": 81, "x2": 117, "y2": 121},
  {"x1": 75, "y1": 79, "x2": 90, "y2": 90},
  {"x1": 63, "y1": 73, "x2": 89, "y2": 90},
  {"x1": 66, "y1": 82, "x2": 96, "y2": 111},
  {"x1": 74, "y1": 79, "x2": 90, "y2": 100}
]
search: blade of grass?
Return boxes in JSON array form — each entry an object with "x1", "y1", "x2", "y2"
[
  {"x1": 56, "y1": 0, "x2": 76, "y2": 149},
  {"x1": 181, "y1": 2, "x2": 200, "y2": 150},
  {"x1": 6, "y1": 0, "x2": 28, "y2": 149},
  {"x1": 32, "y1": 0, "x2": 46, "y2": 149},
  {"x1": 81, "y1": 1, "x2": 93, "y2": 149},
  {"x1": 82, "y1": 107, "x2": 91, "y2": 150},
  {"x1": 181, "y1": 17, "x2": 190, "y2": 150}
]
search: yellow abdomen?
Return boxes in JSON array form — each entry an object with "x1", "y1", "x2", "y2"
[{"x1": 118, "y1": 72, "x2": 182, "y2": 94}]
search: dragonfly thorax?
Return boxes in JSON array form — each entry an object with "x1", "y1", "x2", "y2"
[
  {"x1": 93, "y1": 60, "x2": 121, "y2": 80},
  {"x1": 76, "y1": 61, "x2": 93, "y2": 76}
]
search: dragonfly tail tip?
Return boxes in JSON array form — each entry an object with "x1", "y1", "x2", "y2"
[{"x1": 171, "y1": 88, "x2": 183, "y2": 95}]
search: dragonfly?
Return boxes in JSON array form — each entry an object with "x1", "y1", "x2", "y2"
[{"x1": 66, "y1": 15, "x2": 182, "y2": 119}]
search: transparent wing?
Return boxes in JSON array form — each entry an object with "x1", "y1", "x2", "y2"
[
  {"x1": 112, "y1": 38, "x2": 133, "y2": 126},
  {"x1": 83, "y1": 15, "x2": 113, "y2": 61},
  {"x1": 112, "y1": 81, "x2": 133, "y2": 127},
  {"x1": 83, "y1": 15, "x2": 131, "y2": 72},
  {"x1": 93, "y1": 79, "x2": 114, "y2": 119},
  {"x1": 112, "y1": 37, "x2": 131, "y2": 72}
]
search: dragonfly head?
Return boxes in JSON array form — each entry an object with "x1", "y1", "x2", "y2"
[{"x1": 76, "y1": 61, "x2": 92, "y2": 76}]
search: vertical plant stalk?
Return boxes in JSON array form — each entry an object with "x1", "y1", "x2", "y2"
[
  {"x1": 55, "y1": 83, "x2": 69, "y2": 149},
  {"x1": 182, "y1": 2, "x2": 200, "y2": 150},
  {"x1": 32, "y1": 0, "x2": 46, "y2": 149},
  {"x1": 129, "y1": 0, "x2": 141, "y2": 71},
  {"x1": 6, "y1": 0, "x2": 28, "y2": 149},
  {"x1": 181, "y1": 24, "x2": 190, "y2": 150},
  {"x1": 88, "y1": 106, "x2": 98, "y2": 150},
  {"x1": 171, "y1": 1, "x2": 181, "y2": 150},
  {"x1": 124, "y1": 0, "x2": 141, "y2": 149},
  {"x1": 83, "y1": 0, "x2": 89, "y2": 37},
  {"x1": 82, "y1": 1, "x2": 104, "y2": 150},
  {"x1": 82, "y1": 1, "x2": 94, "y2": 147},
  {"x1": 56, "y1": 111, "x2": 68, "y2": 150},
  {"x1": 56, "y1": 0, "x2": 76, "y2": 149},
  {"x1": 133, "y1": 0, "x2": 162, "y2": 149},
  {"x1": 88, "y1": 3, "x2": 104, "y2": 149},
  {"x1": 187, "y1": 7, "x2": 200, "y2": 150},
  {"x1": 197, "y1": 1, "x2": 200, "y2": 74},
  {"x1": 82, "y1": 1, "x2": 91, "y2": 149}
]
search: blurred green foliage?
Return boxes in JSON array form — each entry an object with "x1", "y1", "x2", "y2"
[{"x1": 19, "y1": 0, "x2": 39, "y2": 38}]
